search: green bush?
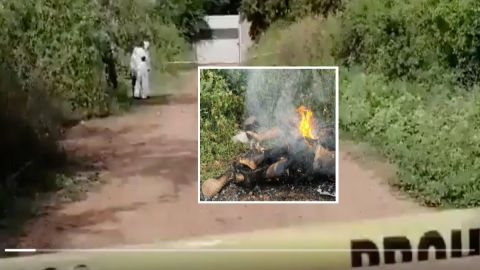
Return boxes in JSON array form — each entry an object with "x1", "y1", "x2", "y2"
[
  {"x1": 0, "y1": 64, "x2": 66, "y2": 213},
  {"x1": 341, "y1": 71, "x2": 480, "y2": 208},
  {"x1": 0, "y1": 0, "x2": 192, "y2": 216},
  {"x1": 240, "y1": 0, "x2": 343, "y2": 40},
  {"x1": 0, "y1": 0, "x2": 112, "y2": 115},
  {"x1": 247, "y1": 1, "x2": 480, "y2": 208},
  {"x1": 0, "y1": 0, "x2": 189, "y2": 117},
  {"x1": 246, "y1": 21, "x2": 287, "y2": 65},
  {"x1": 247, "y1": 16, "x2": 340, "y2": 66},
  {"x1": 336, "y1": 0, "x2": 480, "y2": 85},
  {"x1": 200, "y1": 70, "x2": 246, "y2": 181},
  {"x1": 106, "y1": 0, "x2": 189, "y2": 70}
]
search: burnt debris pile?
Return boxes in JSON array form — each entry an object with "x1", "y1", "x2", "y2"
[{"x1": 201, "y1": 113, "x2": 336, "y2": 201}]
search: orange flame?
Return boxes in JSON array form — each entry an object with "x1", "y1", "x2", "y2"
[{"x1": 297, "y1": 105, "x2": 317, "y2": 140}]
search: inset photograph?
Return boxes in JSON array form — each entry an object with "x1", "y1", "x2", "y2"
[{"x1": 199, "y1": 67, "x2": 338, "y2": 203}]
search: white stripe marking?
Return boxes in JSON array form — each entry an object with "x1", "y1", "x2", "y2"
[{"x1": 5, "y1": 249, "x2": 36, "y2": 252}]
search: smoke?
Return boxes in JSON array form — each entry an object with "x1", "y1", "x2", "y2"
[
  {"x1": 246, "y1": 69, "x2": 298, "y2": 128},
  {"x1": 244, "y1": 69, "x2": 335, "y2": 153}
]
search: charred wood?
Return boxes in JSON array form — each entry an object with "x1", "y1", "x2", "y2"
[
  {"x1": 233, "y1": 163, "x2": 267, "y2": 188},
  {"x1": 238, "y1": 145, "x2": 289, "y2": 170},
  {"x1": 265, "y1": 158, "x2": 292, "y2": 179},
  {"x1": 313, "y1": 144, "x2": 335, "y2": 176}
]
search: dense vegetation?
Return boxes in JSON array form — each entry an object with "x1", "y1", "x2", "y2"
[
  {"x1": 200, "y1": 70, "x2": 247, "y2": 180},
  {"x1": 0, "y1": 0, "x2": 238, "y2": 216},
  {"x1": 247, "y1": 0, "x2": 480, "y2": 208},
  {"x1": 240, "y1": 0, "x2": 343, "y2": 40}
]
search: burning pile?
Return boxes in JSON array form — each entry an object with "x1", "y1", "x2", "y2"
[{"x1": 201, "y1": 106, "x2": 335, "y2": 199}]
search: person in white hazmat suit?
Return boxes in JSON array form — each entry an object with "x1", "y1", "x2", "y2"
[{"x1": 130, "y1": 41, "x2": 151, "y2": 99}]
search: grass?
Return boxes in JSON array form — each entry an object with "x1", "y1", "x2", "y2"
[
  {"x1": 246, "y1": 22, "x2": 286, "y2": 66},
  {"x1": 152, "y1": 69, "x2": 194, "y2": 96},
  {"x1": 200, "y1": 143, "x2": 248, "y2": 182},
  {"x1": 199, "y1": 70, "x2": 247, "y2": 182}
]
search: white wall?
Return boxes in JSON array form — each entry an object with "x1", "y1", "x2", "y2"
[
  {"x1": 194, "y1": 15, "x2": 254, "y2": 64},
  {"x1": 196, "y1": 39, "x2": 240, "y2": 64},
  {"x1": 195, "y1": 15, "x2": 240, "y2": 64},
  {"x1": 205, "y1": 15, "x2": 240, "y2": 29}
]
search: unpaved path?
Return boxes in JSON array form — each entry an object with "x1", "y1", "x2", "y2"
[{"x1": 18, "y1": 70, "x2": 427, "y2": 249}]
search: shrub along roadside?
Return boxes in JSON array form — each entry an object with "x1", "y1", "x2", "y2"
[
  {"x1": 340, "y1": 71, "x2": 480, "y2": 208},
  {"x1": 0, "y1": 0, "x2": 190, "y2": 117},
  {"x1": 335, "y1": 0, "x2": 480, "y2": 86},
  {"x1": 246, "y1": 1, "x2": 480, "y2": 208},
  {"x1": 0, "y1": 0, "x2": 192, "y2": 218}
]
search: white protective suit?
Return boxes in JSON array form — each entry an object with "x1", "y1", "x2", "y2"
[
  {"x1": 130, "y1": 42, "x2": 151, "y2": 99},
  {"x1": 135, "y1": 59, "x2": 150, "y2": 99}
]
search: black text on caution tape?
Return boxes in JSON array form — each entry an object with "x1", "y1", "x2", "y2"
[{"x1": 350, "y1": 228, "x2": 480, "y2": 267}]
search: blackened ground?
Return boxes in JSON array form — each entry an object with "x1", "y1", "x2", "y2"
[
  {"x1": 200, "y1": 176, "x2": 335, "y2": 202},
  {"x1": 201, "y1": 146, "x2": 335, "y2": 202}
]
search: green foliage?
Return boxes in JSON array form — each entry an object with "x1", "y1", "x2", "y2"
[
  {"x1": 341, "y1": 71, "x2": 480, "y2": 208},
  {"x1": 0, "y1": 64, "x2": 66, "y2": 213},
  {"x1": 108, "y1": 0, "x2": 189, "y2": 75},
  {"x1": 246, "y1": 21, "x2": 288, "y2": 65},
  {"x1": 248, "y1": 16, "x2": 339, "y2": 66},
  {"x1": 335, "y1": 0, "x2": 480, "y2": 85},
  {"x1": 155, "y1": 0, "x2": 209, "y2": 42},
  {"x1": 276, "y1": 16, "x2": 338, "y2": 66},
  {"x1": 240, "y1": 0, "x2": 343, "y2": 40},
  {"x1": 203, "y1": 0, "x2": 241, "y2": 15},
  {"x1": 200, "y1": 70, "x2": 246, "y2": 180},
  {"x1": 0, "y1": 0, "x2": 109, "y2": 115},
  {"x1": 0, "y1": 0, "x2": 189, "y2": 116},
  {"x1": 0, "y1": 0, "x2": 194, "y2": 216},
  {"x1": 334, "y1": 0, "x2": 480, "y2": 207},
  {"x1": 154, "y1": 0, "x2": 243, "y2": 42},
  {"x1": 248, "y1": 0, "x2": 480, "y2": 208}
]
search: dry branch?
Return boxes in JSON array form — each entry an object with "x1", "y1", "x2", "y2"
[{"x1": 201, "y1": 171, "x2": 233, "y2": 198}]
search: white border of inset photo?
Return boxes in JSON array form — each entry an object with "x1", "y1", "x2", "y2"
[{"x1": 197, "y1": 66, "x2": 339, "y2": 204}]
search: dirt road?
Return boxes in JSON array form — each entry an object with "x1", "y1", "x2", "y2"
[{"x1": 17, "y1": 70, "x2": 427, "y2": 249}]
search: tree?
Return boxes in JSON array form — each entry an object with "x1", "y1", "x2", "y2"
[
  {"x1": 240, "y1": 0, "x2": 344, "y2": 40},
  {"x1": 204, "y1": 0, "x2": 242, "y2": 15}
]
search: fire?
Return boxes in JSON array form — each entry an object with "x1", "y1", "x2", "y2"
[{"x1": 296, "y1": 105, "x2": 317, "y2": 140}]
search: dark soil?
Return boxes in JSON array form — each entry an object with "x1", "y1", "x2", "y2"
[{"x1": 200, "y1": 176, "x2": 335, "y2": 202}]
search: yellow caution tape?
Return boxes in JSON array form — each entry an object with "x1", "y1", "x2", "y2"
[{"x1": 1, "y1": 208, "x2": 480, "y2": 270}]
